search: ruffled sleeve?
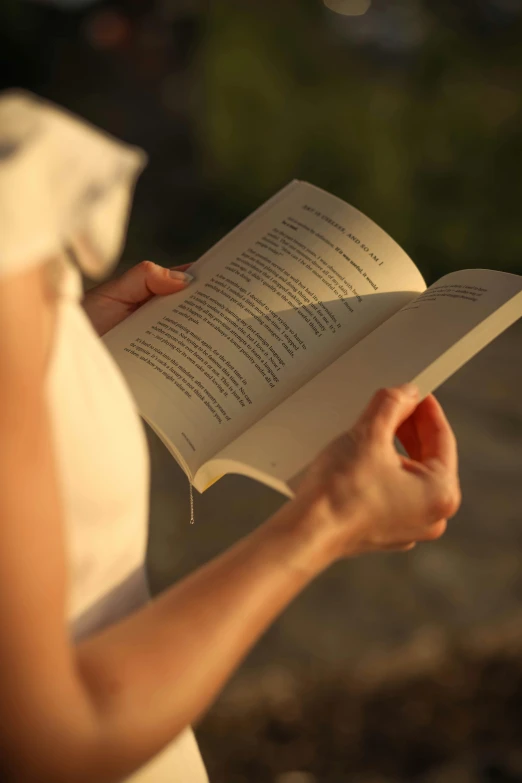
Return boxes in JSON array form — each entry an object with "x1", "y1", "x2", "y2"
[{"x1": 0, "y1": 90, "x2": 146, "y2": 280}]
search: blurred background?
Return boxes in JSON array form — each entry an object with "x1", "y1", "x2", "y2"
[{"x1": 2, "y1": 1, "x2": 522, "y2": 781}]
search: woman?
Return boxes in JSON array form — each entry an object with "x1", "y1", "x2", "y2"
[{"x1": 0, "y1": 91, "x2": 460, "y2": 783}]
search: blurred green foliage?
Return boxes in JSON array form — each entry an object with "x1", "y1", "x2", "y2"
[
  {"x1": 1, "y1": 0, "x2": 521, "y2": 282},
  {"x1": 195, "y1": 2, "x2": 522, "y2": 281}
]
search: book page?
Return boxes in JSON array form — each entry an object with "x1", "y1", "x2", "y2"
[
  {"x1": 104, "y1": 181, "x2": 425, "y2": 477},
  {"x1": 203, "y1": 269, "x2": 522, "y2": 495}
]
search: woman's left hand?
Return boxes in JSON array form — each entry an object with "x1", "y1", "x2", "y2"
[{"x1": 82, "y1": 260, "x2": 193, "y2": 336}]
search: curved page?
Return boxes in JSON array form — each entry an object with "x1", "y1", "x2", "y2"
[
  {"x1": 105, "y1": 181, "x2": 425, "y2": 477},
  {"x1": 201, "y1": 269, "x2": 522, "y2": 494}
]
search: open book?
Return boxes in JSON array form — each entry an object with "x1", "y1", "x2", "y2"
[{"x1": 104, "y1": 181, "x2": 522, "y2": 497}]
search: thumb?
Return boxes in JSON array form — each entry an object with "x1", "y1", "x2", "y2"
[
  {"x1": 112, "y1": 261, "x2": 194, "y2": 304},
  {"x1": 356, "y1": 384, "x2": 419, "y2": 444}
]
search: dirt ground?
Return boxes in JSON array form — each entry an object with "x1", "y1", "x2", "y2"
[
  {"x1": 197, "y1": 631, "x2": 522, "y2": 783},
  {"x1": 146, "y1": 319, "x2": 522, "y2": 782}
]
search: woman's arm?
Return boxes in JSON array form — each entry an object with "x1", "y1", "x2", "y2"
[
  {"x1": 0, "y1": 265, "x2": 460, "y2": 783},
  {"x1": 0, "y1": 265, "x2": 97, "y2": 781}
]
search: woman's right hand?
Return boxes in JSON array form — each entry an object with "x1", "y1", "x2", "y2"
[{"x1": 289, "y1": 384, "x2": 461, "y2": 564}]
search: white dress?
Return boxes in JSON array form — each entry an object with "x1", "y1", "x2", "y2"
[{"x1": 0, "y1": 90, "x2": 209, "y2": 783}]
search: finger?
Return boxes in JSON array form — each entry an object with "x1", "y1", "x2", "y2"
[
  {"x1": 416, "y1": 518, "x2": 448, "y2": 541},
  {"x1": 356, "y1": 384, "x2": 419, "y2": 445},
  {"x1": 170, "y1": 263, "x2": 192, "y2": 273},
  {"x1": 112, "y1": 261, "x2": 193, "y2": 305},
  {"x1": 412, "y1": 395, "x2": 458, "y2": 475},
  {"x1": 396, "y1": 415, "x2": 422, "y2": 461},
  {"x1": 381, "y1": 541, "x2": 417, "y2": 552}
]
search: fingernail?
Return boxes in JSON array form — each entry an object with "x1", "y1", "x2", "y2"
[
  {"x1": 169, "y1": 270, "x2": 194, "y2": 284},
  {"x1": 399, "y1": 382, "x2": 418, "y2": 397}
]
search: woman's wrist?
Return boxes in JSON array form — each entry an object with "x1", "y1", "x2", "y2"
[{"x1": 263, "y1": 492, "x2": 357, "y2": 581}]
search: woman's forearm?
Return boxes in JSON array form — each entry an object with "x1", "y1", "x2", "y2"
[
  {"x1": 3, "y1": 357, "x2": 457, "y2": 783},
  {"x1": 74, "y1": 499, "x2": 335, "y2": 782}
]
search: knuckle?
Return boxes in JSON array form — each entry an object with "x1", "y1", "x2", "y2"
[
  {"x1": 424, "y1": 519, "x2": 447, "y2": 541},
  {"x1": 431, "y1": 482, "x2": 461, "y2": 519},
  {"x1": 377, "y1": 386, "x2": 403, "y2": 406},
  {"x1": 138, "y1": 260, "x2": 155, "y2": 274},
  {"x1": 450, "y1": 483, "x2": 462, "y2": 516},
  {"x1": 389, "y1": 541, "x2": 416, "y2": 552}
]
